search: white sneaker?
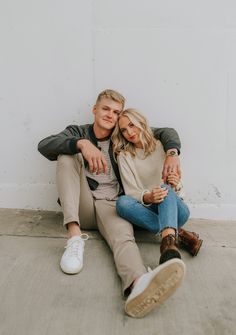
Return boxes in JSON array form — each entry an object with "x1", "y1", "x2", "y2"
[
  {"x1": 125, "y1": 258, "x2": 186, "y2": 318},
  {"x1": 60, "y1": 234, "x2": 89, "y2": 274}
]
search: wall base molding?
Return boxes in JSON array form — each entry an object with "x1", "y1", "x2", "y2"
[
  {"x1": 0, "y1": 184, "x2": 236, "y2": 220},
  {"x1": 188, "y1": 203, "x2": 236, "y2": 220}
]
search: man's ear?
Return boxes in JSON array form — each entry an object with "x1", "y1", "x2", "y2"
[{"x1": 92, "y1": 105, "x2": 96, "y2": 115}]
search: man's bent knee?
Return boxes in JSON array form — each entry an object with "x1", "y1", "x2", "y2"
[
  {"x1": 57, "y1": 154, "x2": 82, "y2": 170},
  {"x1": 58, "y1": 154, "x2": 75, "y2": 166}
]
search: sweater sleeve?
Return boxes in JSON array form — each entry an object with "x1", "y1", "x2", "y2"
[{"x1": 117, "y1": 153, "x2": 147, "y2": 203}]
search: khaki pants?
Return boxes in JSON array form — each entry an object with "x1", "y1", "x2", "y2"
[{"x1": 56, "y1": 154, "x2": 146, "y2": 294}]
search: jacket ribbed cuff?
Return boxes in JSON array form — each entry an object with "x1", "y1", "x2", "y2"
[
  {"x1": 69, "y1": 138, "x2": 83, "y2": 154},
  {"x1": 164, "y1": 142, "x2": 181, "y2": 154}
]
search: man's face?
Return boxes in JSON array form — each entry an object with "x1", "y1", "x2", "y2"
[{"x1": 93, "y1": 97, "x2": 123, "y2": 132}]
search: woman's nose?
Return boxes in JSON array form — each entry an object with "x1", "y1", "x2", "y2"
[{"x1": 127, "y1": 128, "x2": 133, "y2": 136}]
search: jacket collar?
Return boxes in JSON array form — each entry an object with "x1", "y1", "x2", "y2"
[
  {"x1": 89, "y1": 124, "x2": 112, "y2": 144},
  {"x1": 88, "y1": 124, "x2": 98, "y2": 145}
]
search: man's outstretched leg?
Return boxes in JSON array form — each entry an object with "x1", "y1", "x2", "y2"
[
  {"x1": 56, "y1": 154, "x2": 96, "y2": 274},
  {"x1": 95, "y1": 200, "x2": 186, "y2": 318},
  {"x1": 124, "y1": 259, "x2": 185, "y2": 318}
]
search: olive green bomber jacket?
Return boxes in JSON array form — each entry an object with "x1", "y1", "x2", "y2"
[{"x1": 38, "y1": 123, "x2": 181, "y2": 193}]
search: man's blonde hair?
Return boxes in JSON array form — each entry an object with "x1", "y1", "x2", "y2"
[
  {"x1": 96, "y1": 89, "x2": 125, "y2": 109},
  {"x1": 112, "y1": 108, "x2": 156, "y2": 158}
]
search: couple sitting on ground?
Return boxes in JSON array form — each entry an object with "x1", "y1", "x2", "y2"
[{"x1": 38, "y1": 89, "x2": 202, "y2": 318}]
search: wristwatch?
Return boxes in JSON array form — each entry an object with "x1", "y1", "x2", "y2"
[{"x1": 167, "y1": 150, "x2": 178, "y2": 157}]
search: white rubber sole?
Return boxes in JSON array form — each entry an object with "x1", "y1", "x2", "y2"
[
  {"x1": 125, "y1": 259, "x2": 186, "y2": 318},
  {"x1": 60, "y1": 261, "x2": 83, "y2": 275}
]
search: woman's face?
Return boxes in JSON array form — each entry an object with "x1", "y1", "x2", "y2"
[{"x1": 118, "y1": 116, "x2": 143, "y2": 148}]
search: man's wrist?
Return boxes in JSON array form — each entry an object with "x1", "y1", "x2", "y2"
[
  {"x1": 76, "y1": 138, "x2": 87, "y2": 150},
  {"x1": 166, "y1": 149, "x2": 178, "y2": 157}
]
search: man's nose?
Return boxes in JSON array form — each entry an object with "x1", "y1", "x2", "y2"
[{"x1": 107, "y1": 110, "x2": 113, "y2": 117}]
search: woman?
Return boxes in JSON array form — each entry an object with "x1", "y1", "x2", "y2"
[{"x1": 112, "y1": 108, "x2": 202, "y2": 264}]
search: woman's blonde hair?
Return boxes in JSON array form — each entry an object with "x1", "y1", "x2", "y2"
[{"x1": 112, "y1": 108, "x2": 156, "y2": 158}]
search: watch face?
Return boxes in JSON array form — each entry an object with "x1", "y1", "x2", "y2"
[{"x1": 169, "y1": 150, "x2": 178, "y2": 156}]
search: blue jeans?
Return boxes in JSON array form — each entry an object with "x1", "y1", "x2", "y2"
[{"x1": 116, "y1": 185, "x2": 190, "y2": 234}]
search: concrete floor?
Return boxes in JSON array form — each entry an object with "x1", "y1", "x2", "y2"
[{"x1": 0, "y1": 208, "x2": 235, "y2": 335}]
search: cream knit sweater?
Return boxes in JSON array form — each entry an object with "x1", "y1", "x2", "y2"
[{"x1": 117, "y1": 140, "x2": 184, "y2": 203}]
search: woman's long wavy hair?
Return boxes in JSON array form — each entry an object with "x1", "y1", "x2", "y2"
[{"x1": 112, "y1": 108, "x2": 157, "y2": 158}]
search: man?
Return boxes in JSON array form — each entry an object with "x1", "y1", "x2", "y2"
[{"x1": 38, "y1": 89, "x2": 185, "y2": 318}]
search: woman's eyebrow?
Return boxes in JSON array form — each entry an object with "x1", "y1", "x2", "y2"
[{"x1": 119, "y1": 126, "x2": 126, "y2": 131}]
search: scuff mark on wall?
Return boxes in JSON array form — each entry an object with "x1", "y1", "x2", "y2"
[{"x1": 212, "y1": 185, "x2": 222, "y2": 198}]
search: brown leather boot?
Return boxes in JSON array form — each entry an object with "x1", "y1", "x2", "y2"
[
  {"x1": 159, "y1": 234, "x2": 181, "y2": 264},
  {"x1": 178, "y1": 228, "x2": 203, "y2": 256}
]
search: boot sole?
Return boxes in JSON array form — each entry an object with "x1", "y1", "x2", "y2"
[
  {"x1": 125, "y1": 259, "x2": 186, "y2": 318},
  {"x1": 192, "y1": 239, "x2": 203, "y2": 256}
]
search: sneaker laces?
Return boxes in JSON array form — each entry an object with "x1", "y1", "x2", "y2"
[
  {"x1": 65, "y1": 234, "x2": 89, "y2": 258},
  {"x1": 80, "y1": 233, "x2": 89, "y2": 241}
]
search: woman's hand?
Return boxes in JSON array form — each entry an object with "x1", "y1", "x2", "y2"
[
  {"x1": 167, "y1": 172, "x2": 181, "y2": 188},
  {"x1": 143, "y1": 186, "x2": 168, "y2": 204}
]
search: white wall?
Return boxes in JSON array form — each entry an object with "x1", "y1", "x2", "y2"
[{"x1": 1, "y1": 0, "x2": 236, "y2": 219}]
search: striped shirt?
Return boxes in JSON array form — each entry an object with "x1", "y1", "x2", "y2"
[{"x1": 85, "y1": 139, "x2": 120, "y2": 200}]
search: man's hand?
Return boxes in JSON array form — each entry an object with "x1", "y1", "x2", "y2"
[
  {"x1": 77, "y1": 139, "x2": 108, "y2": 174},
  {"x1": 162, "y1": 154, "x2": 181, "y2": 182},
  {"x1": 143, "y1": 186, "x2": 168, "y2": 204}
]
